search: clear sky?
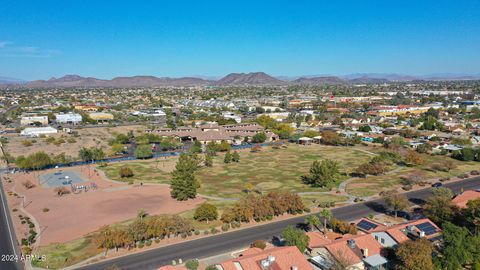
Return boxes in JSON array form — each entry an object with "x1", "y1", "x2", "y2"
[{"x1": 1, "y1": 0, "x2": 479, "y2": 80}]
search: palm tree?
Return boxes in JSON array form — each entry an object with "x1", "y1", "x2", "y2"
[
  {"x1": 319, "y1": 209, "x2": 332, "y2": 235},
  {"x1": 304, "y1": 215, "x2": 320, "y2": 231}
]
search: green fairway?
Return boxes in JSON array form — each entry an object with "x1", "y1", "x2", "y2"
[
  {"x1": 196, "y1": 144, "x2": 371, "y2": 198},
  {"x1": 101, "y1": 158, "x2": 174, "y2": 184}
]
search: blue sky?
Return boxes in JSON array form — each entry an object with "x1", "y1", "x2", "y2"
[{"x1": 1, "y1": 0, "x2": 479, "y2": 80}]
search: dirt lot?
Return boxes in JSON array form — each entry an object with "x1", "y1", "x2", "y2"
[
  {"x1": 5, "y1": 165, "x2": 204, "y2": 246},
  {"x1": 3, "y1": 125, "x2": 145, "y2": 158}
]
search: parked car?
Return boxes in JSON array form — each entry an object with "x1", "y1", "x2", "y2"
[{"x1": 432, "y1": 182, "x2": 443, "y2": 188}]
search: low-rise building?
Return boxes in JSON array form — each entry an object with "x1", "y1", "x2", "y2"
[
  {"x1": 20, "y1": 115, "x2": 48, "y2": 126},
  {"x1": 55, "y1": 112, "x2": 83, "y2": 125},
  {"x1": 20, "y1": 126, "x2": 58, "y2": 137},
  {"x1": 89, "y1": 112, "x2": 114, "y2": 121}
]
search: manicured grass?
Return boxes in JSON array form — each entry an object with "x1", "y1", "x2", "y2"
[
  {"x1": 346, "y1": 154, "x2": 480, "y2": 197},
  {"x1": 300, "y1": 193, "x2": 350, "y2": 208},
  {"x1": 32, "y1": 236, "x2": 100, "y2": 269},
  {"x1": 196, "y1": 144, "x2": 371, "y2": 198},
  {"x1": 101, "y1": 159, "x2": 174, "y2": 184}
]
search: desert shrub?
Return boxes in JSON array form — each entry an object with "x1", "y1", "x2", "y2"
[
  {"x1": 22, "y1": 180, "x2": 36, "y2": 189},
  {"x1": 145, "y1": 240, "x2": 152, "y2": 246},
  {"x1": 221, "y1": 224, "x2": 230, "y2": 232},
  {"x1": 210, "y1": 228, "x2": 219, "y2": 234},
  {"x1": 119, "y1": 166, "x2": 134, "y2": 178},
  {"x1": 402, "y1": 185, "x2": 413, "y2": 191},
  {"x1": 22, "y1": 140, "x2": 33, "y2": 147},
  {"x1": 194, "y1": 230, "x2": 200, "y2": 235},
  {"x1": 42, "y1": 208, "x2": 49, "y2": 212},
  {"x1": 137, "y1": 241, "x2": 144, "y2": 248},
  {"x1": 54, "y1": 186, "x2": 71, "y2": 196},
  {"x1": 251, "y1": 239, "x2": 267, "y2": 250}
]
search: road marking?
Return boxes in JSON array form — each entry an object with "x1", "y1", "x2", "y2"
[{"x1": 0, "y1": 176, "x2": 18, "y2": 257}]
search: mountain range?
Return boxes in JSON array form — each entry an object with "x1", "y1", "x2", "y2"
[{"x1": 1, "y1": 72, "x2": 480, "y2": 88}]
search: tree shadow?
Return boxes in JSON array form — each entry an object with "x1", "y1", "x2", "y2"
[{"x1": 363, "y1": 201, "x2": 387, "y2": 213}]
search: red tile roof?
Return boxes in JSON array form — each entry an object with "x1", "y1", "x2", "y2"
[
  {"x1": 452, "y1": 190, "x2": 480, "y2": 208},
  {"x1": 218, "y1": 246, "x2": 313, "y2": 270}
]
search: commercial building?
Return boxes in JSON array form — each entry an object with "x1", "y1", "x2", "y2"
[
  {"x1": 55, "y1": 112, "x2": 83, "y2": 125},
  {"x1": 20, "y1": 126, "x2": 58, "y2": 137},
  {"x1": 20, "y1": 115, "x2": 48, "y2": 126},
  {"x1": 88, "y1": 112, "x2": 114, "y2": 121}
]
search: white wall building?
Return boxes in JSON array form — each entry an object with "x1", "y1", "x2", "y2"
[
  {"x1": 20, "y1": 116, "x2": 48, "y2": 126},
  {"x1": 20, "y1": 127, "x2": 58, "y2": 137},
  {"x1": 55, "y1": 112, "x2": 83, "y2": 124}
]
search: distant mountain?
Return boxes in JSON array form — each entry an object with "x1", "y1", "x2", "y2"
[
  {"x1": 23, "y1": 75, "x2": 211, "y2": 88},
  {"x1": 0, "y1": 76, "x2": 26, "y2": 84},
  {"x1": 292, "y1": 76, "x2": 346, "y2": 85},
  {"x1": 216, "y1": 72, "x2": 285, "y2": 86},
  {"x1": 2, "y1": 72, "x2": 480, "y2": 89},
  {"x1": 348, "y1": 76, "x2": 390, "y2": 84}
]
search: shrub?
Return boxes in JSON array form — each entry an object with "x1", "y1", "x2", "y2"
[
  {"x1": 185, "y1": 259, "x2": 199, "y2": 270},
  {"x1": 221, "y1": 224, "x2": 230, "y2": 232},
  {"x1": 28, "y1": 223, "x2": 35, "y2": 228},
  {"x1": 203, "y1": 230, "x2": 210, "y2": 235},
  {"x1": 137, "y1": 242, "x2": 144, "y2": 248},
  {"x1": 402, "y1": 185, "x2": 413, "y2": 191},
  {"x1": 12, "y1": 208, "x2": 18, "y2": 212},
  {"x1": 42, "y1": 208, "x2": 49, "y2": 212},
  {"x1": 22, "y1": 180, "x2": 36, "y2": 189},
  {"x1": 251, "y1": 239, "x2": 267, "y2": 250},
  {"x1": 470, "y1": 170, "x2": 480, "y2": 175},
  {"x1": 154, "y1": 238, "x2": 160, "y2": 244},
  {"x1": 54, "y1": 186, "x2": 71, "y2": 196},
  {"x1": 194, "y1": 230, "x2": 200, "y2": 235},
  {"x1": 210, "y1": 228, "x2": 219, "y2": 234},
  {"x1": 119, "y1": 166, "x2": 134, "y2": 178},
  {"x1": 22, "y1": 140, "x2": 33, "y2": 147},
  {"x1": 145, "y1": 240, "x2": 152, "y2": 246}
]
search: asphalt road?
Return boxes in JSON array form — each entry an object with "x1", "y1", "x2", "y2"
[
  {"x1": 75, "y1": 176, "x2": 480, "y2": 270},
  {"x1": 0, "y1": 171, "x2": 23, "y2": 270}
]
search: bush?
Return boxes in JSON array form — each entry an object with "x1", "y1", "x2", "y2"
[
  {"x1": 203, "y1": 230, "x2": 210, "y2": 235},
  {"x1": 470, "y1": 170, "x2": 480, "y2": 175},
  {"x1": 119, "y1": 166, "x2": 134, "y2": 178},
  {"x1": 402, "y1": 185, "x2": 413, "y2": 191},
  {"x1": 154, "y1": 238, "x2": 160, "y2": 244},
  {"x1": 22, "y1": 180, "x2": 36, "y2": 189},
  {"x1": 137, "y1": 242, "x2": 144, "y2": 248},
  {"x1": 221, "y1": 223, "x2": 230, "y2": 232},
  {"x1": 145, "y1": 240, "x2": 152, "y2": 246},
  {"x1": 185, "y1": 259, "x2": 199, "y2": 270},
  {"x1": 42, "y1": 208, "x2": 49, "y2": 212},
  {"x1": 251, "y1": 239, "x2": 267, "y2": 250},
  {"x1": 54, "y1": 186, "x2": 71, "y2": 196},
  {"x1": 210, "y1": 227, "x2": 219, "y2": 234},
  {"x1": 22, "y1": 140, "x2": 33, "y2": 147},
  {"x1": 194, "y1": 230, "x2": 200, "y2": 235}
]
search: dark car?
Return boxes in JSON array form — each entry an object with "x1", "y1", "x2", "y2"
[{"x1": 432, "y1": 182, "x2": 443, "y2": 188}]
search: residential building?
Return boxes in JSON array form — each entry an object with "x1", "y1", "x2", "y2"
[{"x1": 452, "y1": 190, "x2": 480, "y2": 208}]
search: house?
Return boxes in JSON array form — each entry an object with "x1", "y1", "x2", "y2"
[
  {"x1": 55, "y1": 112, "x2": 82, "y2": 125},
  {"x1": 20, "y1": 126, "x2": 58, "y2": 137},
  {"x1": 308, "y1": 218, "x2": 441, "y2": 270},
  {"x1": 452, "y1": 190, "x2": 480, "y2": 208},
  {"x1": 215, "y1": 246, "x2": 313, "y2": 270},
  {"x1": 20, "y1": 115, "x2": 48, "y2": 126}
]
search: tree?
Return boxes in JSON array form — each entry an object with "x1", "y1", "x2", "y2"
[
  {"x1": 185, "y1": 259, "x2": 199, "y2": 270},
  {"x1": 304, "y1": 215, "x2": 320, "y2": 231},
  {"x1": 281, "y1": 225, "x2": 310, "y2": 253},
  {"x1": 193, "y1": 203, "x2": 218, "y2": 223},
  {"x1": 303, "y1": 130, "x2": 320, "y2": 138},
  {"x1": 119, "y1": 166, "x2": 134, "y2": 178},
  {"x1": 404, "y1": 150, "x2": 425, "y2": 166},
  {"x1": 358, "y1": 125, "x2": 372, "y2": 132},
  {"x1": 319, "y1": 209, "x2": 332, "y2": 234},
  {"x1": 396, "y1": 238, "x2": 434, "y2": 270},
  {"x1": 224, "y1": 151, "x2": 232, "y2": 163},
  {"x1": 232, "y1": 151, "x2": 240, "y2": 162},
  {"x1": 320, "y1": 131, "x2": 343, "y2": 146},
  {"x1": 79, "y1": 147, "x2": 105, "y2": 162},
  {"x1": 440, "y1": 222, "x2": 478, "y2": 270},
  {"x1": 302, "y1": 159, "x2": 340, "y2": 188},
  {"x1": 170, "y1": 154, "x2": 200, "y2": 200},
  {"x1": 252, "y1": 132, "x2": 267, "y2": 143},
  {"x1": 134, "y1": 145, "x2": 153, "y2": 159},
  {"x1": 15, "y1": 151, "x2": 54, "y2": 170},
  {"x1": 424, "y1": 191, "x2": 458, "y2": 225},
  {"x1": 204, "y1": 154, "x2": 213, "y2": 167},
  {"x1": 382, "y1": 190, "x2": 409, "y2": 217}
]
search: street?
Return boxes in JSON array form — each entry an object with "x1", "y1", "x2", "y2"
[{"x1": 74, "y1": 176, "x2": 480, "y2": 270}]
